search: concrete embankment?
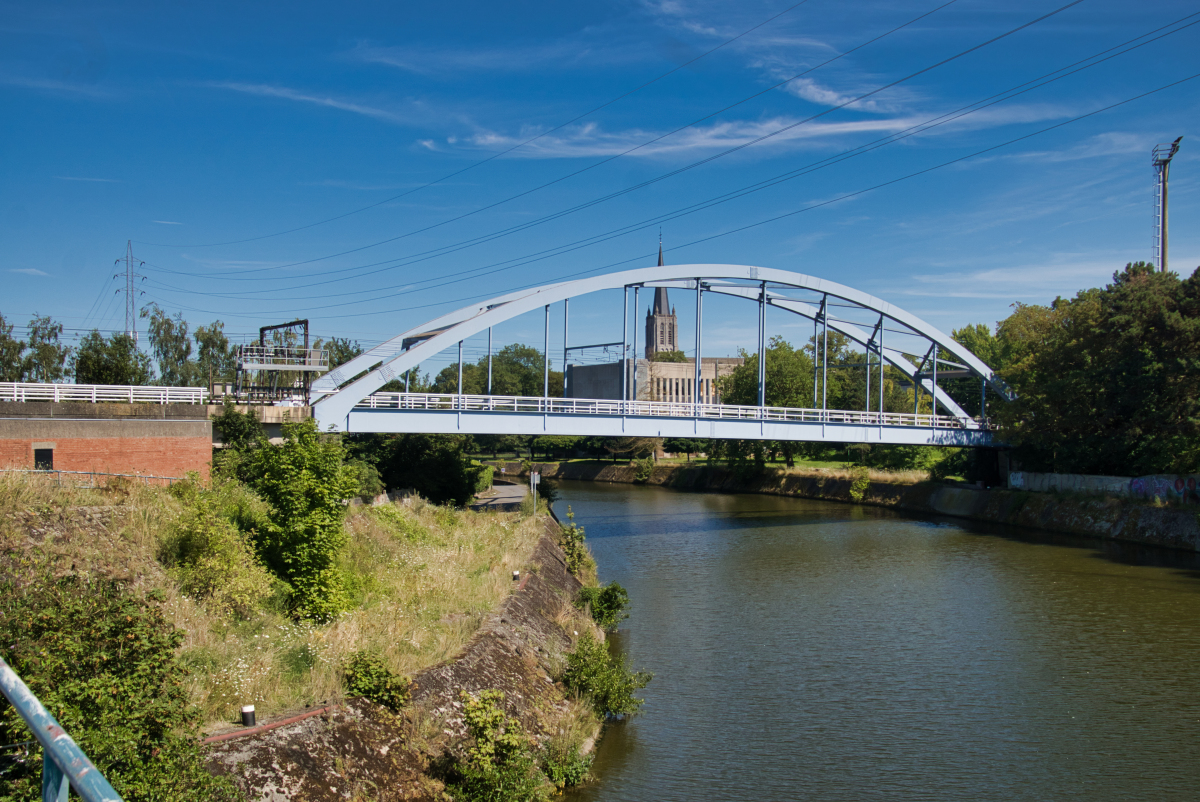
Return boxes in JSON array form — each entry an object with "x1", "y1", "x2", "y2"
[
  {"x1": 205, "y1": 514, "x2": 597, "y2": 801},
  {"x1": 498, "y1": 461, "x2": 1200, "y2": 553}
]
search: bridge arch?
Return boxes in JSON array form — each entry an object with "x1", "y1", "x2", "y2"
[{"x1": 312, "y1": 264, "x2": 1011, "y2": 438}]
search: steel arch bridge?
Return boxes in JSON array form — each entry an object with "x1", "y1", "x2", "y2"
[{"x1": 311, "y1": 265, "x2": 1012, "y2": 447}]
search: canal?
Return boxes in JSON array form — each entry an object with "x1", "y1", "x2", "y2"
[{"x1": 558, "y1": 480, "x2": 1200, "y2": 801}]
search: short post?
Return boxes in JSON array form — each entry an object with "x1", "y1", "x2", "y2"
[{"x1": 241, "y1": 705, "x2": 256, "y2": 727}]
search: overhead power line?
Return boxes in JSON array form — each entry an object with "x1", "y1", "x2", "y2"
[
  {"x1": 143, "y1": 9, "x2": 1199, "y2": 308},
  {"x1": 148, "y1": 0, "x2": 971, "y2": 278},
  {"x1": 132, "y1": 0, "x2": 815, "y2": 249},
  {"x1": 142, "y1": 67, "x2": 1200, "y2": 324}
]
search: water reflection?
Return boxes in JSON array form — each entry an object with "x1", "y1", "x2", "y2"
[{"x1": 561, "y1": 481, "x2": 1200, "y2": 802}]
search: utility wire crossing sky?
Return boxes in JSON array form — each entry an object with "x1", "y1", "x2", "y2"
[{"x1": 2, "y1": 0, "x2": 1197, "y2": 370}]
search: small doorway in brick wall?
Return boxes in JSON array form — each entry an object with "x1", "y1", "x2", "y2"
[{"x1": 33, "y1": 448, "x2": 53, "y2": 471}]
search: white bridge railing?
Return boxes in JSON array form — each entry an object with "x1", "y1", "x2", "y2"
[
  {"x1": 355, "y1": 392, "x2": 986, "y2": 430},
  {"x1": 0, "y1": 382, "x2": 208, "y2": 405}
]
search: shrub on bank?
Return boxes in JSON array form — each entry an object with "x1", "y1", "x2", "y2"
[
  {"x1": 445, "y1": 690, "x2": 548, "y2": 802},
  {"x1": 343, "y1": 651, "x2": 411, "y2": 712},
  {"x1": 558, "y1": 507, "x2": 595, "y2": 579},
  {"x1": 576, "y1": 582, "x2": 630, "y2": 631},
  {"x1": 0, "y1": 574, "x2": 240, "y2": 802},
  {"x1": 562, "y1": 632, "x2": 651, "y2": 718}
]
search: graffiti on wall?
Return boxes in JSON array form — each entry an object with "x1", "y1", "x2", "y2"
[{"x1": 1129, "y1": 475, "x2": 1200, "y2": 504}]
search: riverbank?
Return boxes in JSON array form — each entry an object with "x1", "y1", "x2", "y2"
[
  {"x1": 0, "y1": 473, "x2": 603, "y2": 800},
  {"x1": 494, "y1": 460, "x2": 1200, "y2": 552},
  {"x1": 205, "y1": 513, "x2": 601, "y2": 801}
]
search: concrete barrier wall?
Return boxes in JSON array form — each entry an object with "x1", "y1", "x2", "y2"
[{"x1": 1010, "y1": 470, "x2": 1200, "y2": 505}]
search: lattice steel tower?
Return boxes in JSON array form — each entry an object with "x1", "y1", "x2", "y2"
[
  {"x1": 114, "y1": 240, "x2": 145, "y2": 342},
  {"x1": 1152, "y1": 136, "x2": 1182, "y2": 272}
]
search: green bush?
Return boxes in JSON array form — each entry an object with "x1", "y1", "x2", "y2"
[
  {"x1": 239, "y1": 418, "x2": 360, "y2": 620},
  {"x1": 161, "y1": 493, "x2": 274, "y2": 618},
  {"x1": 541, "y1": 740, "x2": 592, "y2": 791},
  {"x1": 558, "y1": 507, "x2": 593, "y2": 578},
  {"x1": 576, "y1": 582, "x2": 629, "y2": 631},
  {"x1": 446, "y1": 690, "x2": 548, "y2": 802},
  {"x1": 0, "y1": 575, "x2": 240, "y2": 801},
  {"x1": 849, "y1": 465, "x2": 870, "y2": 502},
  {"x1": 519, "y1": 491, "x2": 536, "y2": 517},
  {"x1": 473, "y1": 463, "x2": 495, "y2": 494},
  {"x1": 562, "y1": 632, "x2": 651, "y2": 718},
  {"x1": 348, "y1": 459, "x2": 385, "y2": 500},
  {"x1": 343, "y1": 651, "x2": 410, "y2": 712},
  {"x1": 633, "y1": 457, "x2": 654, "y2": 483}
]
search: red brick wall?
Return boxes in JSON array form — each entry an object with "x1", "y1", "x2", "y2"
[{"x1": 0, "y1": 437, "x2": 210, "y2": 480}]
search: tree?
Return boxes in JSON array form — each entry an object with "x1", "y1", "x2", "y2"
[
  {"x1": 0, "y1": 312, "x2": 25, "y2": 381},
  {"x1": 651, "y1": 350, "x2": 687, "y2": 362},
  {"x1": 327, "y1": 337, "x2": 363, "y2": 367},
  {"x1": 142, "y1": 303, "x2": 195, "y2": 385},
  {"x1": 367, "y1": 433, "x2": 487, "y2": 507},
  {"x1": 432, "y1": 343, "x2": 564, "y2": 397},
  {"x1": 993, "y1": 262, "x2": 1200, "y2": 475},
  {"x1": 194, "y1": 320, "x2": 235, "y2": 388},
  {"x1": 22, "y1": 314, "x2": 69, "y2": 382},
  {"x1": 73, "y1": 330, "x2": 153, "y2": 386}
]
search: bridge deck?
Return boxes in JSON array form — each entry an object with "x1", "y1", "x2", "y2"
[{"x1": 340, "y1": 393, "x2": 996, "y2": 447}]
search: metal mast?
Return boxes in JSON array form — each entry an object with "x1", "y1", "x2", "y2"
[
  {"x1": 113, "y1": 240, "x2": 145, "y2": 342},
  {"x1": 1152, "y1": 137, "x2": 1182, "y2": 272}
]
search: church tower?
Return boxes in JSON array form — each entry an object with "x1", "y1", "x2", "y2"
[{"x1": 644, "y1": 243, "x2": 678, "y2": 358}]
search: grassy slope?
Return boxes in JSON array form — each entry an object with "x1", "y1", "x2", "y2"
[{"x1": 0, "y1": 473, "x2": 545, "y2": 731}]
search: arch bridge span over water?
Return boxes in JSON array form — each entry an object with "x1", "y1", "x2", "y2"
[{"x1": 311, "y1": 265, "x2": 1013, "y2": 447}]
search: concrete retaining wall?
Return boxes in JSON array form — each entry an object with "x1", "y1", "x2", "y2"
[{"x1": 495, "y1": 461, "x2": 1200, "y2": 553}]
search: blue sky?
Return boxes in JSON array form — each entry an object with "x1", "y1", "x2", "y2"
[{"x1": 2, "y1": 0, "x2": 1199, "y2": 372}]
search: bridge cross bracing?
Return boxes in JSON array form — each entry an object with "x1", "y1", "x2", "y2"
[{"x1": 311, "y1": 265, "x2": 1012, "y2": 447}]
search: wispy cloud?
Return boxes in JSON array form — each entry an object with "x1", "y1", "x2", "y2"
[
  {"x1": 152, "y1": 220, "x2": 182, "y2": 225},
  {"x1": 205, "y1": 82, "x2": 407, "y2": 124},
  {"x1": 900, "y1": 258, "x2": 1127, "y2": 301},
  {"x1": 0, "y1": 75, "x2": 112, "y2": 98},
  {"x1": 348, "y1": 33, "x2": 647, "y2": 75},
  {"x1": 10, "y1": 268, "x2": 49, "y2": 276},
  {"x1": 456, "y1": 101, "x2": 1070, "y2": 160},
  {"x1": 55, "y1": 176, "x2": 120, "y2": 183}
]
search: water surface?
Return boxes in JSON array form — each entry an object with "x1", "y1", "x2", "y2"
[{"x1": 558, "y1": 481, "x2": 1200, "y2": 802}]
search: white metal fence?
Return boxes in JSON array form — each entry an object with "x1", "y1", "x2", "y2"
[
  {"x1": 355, "y1": 392, "x2": 985, "y2": 430},
  {"x1": 0, "y1": 382, "x2": 208, "y2": 404}
]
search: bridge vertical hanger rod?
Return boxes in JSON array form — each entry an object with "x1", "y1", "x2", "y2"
[
  {"x1": 404, "y1": 369, "x2": 410, "y2": 393},
  {"x1": 932, "y1": 345, "x2": 938, "y2": 420},
  {"x1": 878, "y1": 313, "x2": 885, "y2": 428},
  {"x1": 757, "y1": 281, "x2": 766, "y2": 408},
  {"x1": 487, "y1": 328, "x2": 493, "y2": 395},
  {"x1": 981, "y1": 376, "x2": 987, "y2": 422},
  {"x1": 632, "y1": 286, "x2": 640, "y2": 401},
  {"x1": 694, "y1": 279, "x2": 702, "y2": 416},
  {"x1": 621, "y1": 287, "x2": 628, "y2": 403},
  {"x1": 563, "y1": 299, "x2": 569, "y2": 397},
  {"x1": 457, "y1": 340, "x2": 464, "y2": 410},
  {"x1": 543, "y1": 304, "x2": 550, "y2": 399},
  {"x1": 865, "y1": 333, "x2": 871, "y2": 413},
  {"x1": 812, "y1": 305, "x2": 819, "y2": 407},
  {"x1": 821, "y1": 294, "x2": 828, "y2": 414}
]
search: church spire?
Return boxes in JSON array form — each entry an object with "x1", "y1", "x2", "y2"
[{"x1": 658, "y1": 232, "x2": 664, "y2": 267}]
